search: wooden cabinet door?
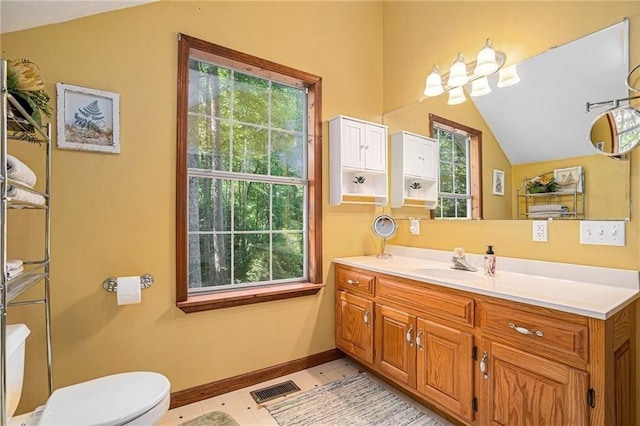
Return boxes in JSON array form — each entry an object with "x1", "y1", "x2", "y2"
[
  {"x1": 336, "y1": 291, "x2": 374, "y2": 364},
  {"x1": 363, "y1": 124, "x2": 387, "y2": 172},
  {"x1": 375, "y1": 304, "x2": 416, "y2": 387},
  {"x1": 479, "y1": 340, "x2": 589, "y2": 426},
  {"x1": 416, "y1": 318, "x2": 474, "y2": 423}
]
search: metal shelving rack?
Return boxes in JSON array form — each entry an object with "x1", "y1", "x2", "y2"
[
  {"x1": 0, "y1": 59, "x2": 52, "y2": 426},
  {"x1": 516, "y1": 171, "x2": 585, "y2": 220}
]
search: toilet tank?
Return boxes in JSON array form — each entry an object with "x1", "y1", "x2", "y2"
[{"x1": 5, "y1": 324, "x2": 30, "y2": 418}]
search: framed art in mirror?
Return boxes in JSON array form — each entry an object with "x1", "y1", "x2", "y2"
[{"x1": 492, "y1": 169, "x2": 504, "y2": 196}]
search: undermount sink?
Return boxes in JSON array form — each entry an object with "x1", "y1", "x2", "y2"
[{"x1": 411, "y1": 267, "x2": 483, "y2": 281}]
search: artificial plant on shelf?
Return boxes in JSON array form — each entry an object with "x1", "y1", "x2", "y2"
[
  {"x1": 527, "y1": 175, "x2": 558, "y2": 193},
  {"x1": 352, "y1": 175, "x2": 366, "y2": 193},
  {"x1": 6, "y1": 59, "x2": 52, "y2": 142},
  {"x1": 409, "y1": 182, "x2": 423, "y2": 190}
]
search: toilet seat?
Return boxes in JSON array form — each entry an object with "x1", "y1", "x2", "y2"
[{"x1": 38, "y1": 372, "x2": 170, "y2": 426}]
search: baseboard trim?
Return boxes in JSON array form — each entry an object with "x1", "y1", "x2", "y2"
[{"x1": 170, "y1": 348, "x2": 344, "y2": 409}]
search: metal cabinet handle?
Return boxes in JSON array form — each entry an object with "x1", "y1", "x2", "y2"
[
  {"x1": 416, "y1": 329, "x2": 424, "y2": 351},
  {"x1": 406, "y1": 325, "x2": 414, "y2": 346},
  {"x1": 364, "y1": 310, "x2": 370, "y2": 327},
  {"x1": 509, "y1": 322, "x2": 543, "y2": 337},
  {"x1": 480, "y1": 351, "x2": 489, "y2": 379},
  {"x1": 346, "y1": 278, "x2": 359, "y2": 286}
]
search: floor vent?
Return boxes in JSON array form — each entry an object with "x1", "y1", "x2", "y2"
[{"x1": 250, "y1": 380, "x2": 301, "y2": 404}]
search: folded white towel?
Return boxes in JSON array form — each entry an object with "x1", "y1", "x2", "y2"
[
  {"x1": 528, "y1": 204, "x2": 568, "y2": 213},
  {"x1": 7, "y1": 265, "x2": 24, "y2": 279},
  {"x1": 6, "y1": 259, "x2": 23, "y2": 271},
  {"x1": 7, "y1": 185, "x2": 45, "y2": 206},
  {"x1": 528, "y1": 212, "x2": 565, "y2": 219},
  {"x1": 7, "y1": 155, "x2": 36, "y2": 187}
]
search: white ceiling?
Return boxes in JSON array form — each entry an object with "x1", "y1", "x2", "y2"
[
  {"x1": 471, "y1": 20, "x2": 629, "y2": 165},
  {"x1": 1, "y1": 0, "x2": 156, "y2": 34}
]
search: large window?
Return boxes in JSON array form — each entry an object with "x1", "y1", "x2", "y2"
[
  {"x1": 176, "y1": 35, "x2": 322, "y2": 312},
  {"x1": 429, "y1": 114, "x2": 482, "y2": 220}
]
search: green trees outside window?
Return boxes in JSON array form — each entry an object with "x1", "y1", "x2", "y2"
[
  {"x1": 187, "y1": 60, "x2": 306, "y2": 290},
  {"x1": 434, "y1": 127, "x2": 471, "y2": 219}
]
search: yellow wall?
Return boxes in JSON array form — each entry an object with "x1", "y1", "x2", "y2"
[
  {"x1": 512, "y1": 155, "x2": 629, "y2": 219},
  {"x1": 1, "y1": 1, "x2": 385, "y2": 412},
  {"x1": 3, "y1": 0, "x2": 640, "y2": 419}
]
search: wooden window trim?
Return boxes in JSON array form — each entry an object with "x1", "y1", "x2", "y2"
[
  {"x1": 176, "y1": 34, "x2": 323, "y2": 313},
  {"x1": 429, "y1": 114, "x2": 483, "y2": 220}
]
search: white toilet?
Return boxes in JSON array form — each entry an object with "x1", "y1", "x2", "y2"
[{"x1": 5, "y1": 324, "x2": 171, "y2": 425}]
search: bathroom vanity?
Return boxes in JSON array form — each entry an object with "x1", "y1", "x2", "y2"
[{"x1": 333, "y1": 247, "x2": 638, "y2": 426}]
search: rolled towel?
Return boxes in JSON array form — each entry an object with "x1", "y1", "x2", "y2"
[
  {"x1": 7, "y1": 185, "x2": 45, "y2": 206},
  {"x1": 7, "y1": 265, "x2": 24, "y2": 279},
  {"x1": 7, "y1": 155, "x2": 36, "y2": 187},
  {"x1": 6, "y1": 259, "x2": 23, "y2": 271}
]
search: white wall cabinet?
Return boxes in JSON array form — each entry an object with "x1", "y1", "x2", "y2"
[
  {"x1": 330, "y1": 115, "x2": 388, "y2": 206},
  {"x1": 391, "y1": 131, "x2": 439, "y2": 208}
]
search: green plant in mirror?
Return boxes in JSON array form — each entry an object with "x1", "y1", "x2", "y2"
[{"x1": 527, "y1": 175, "x2": 557, "y2": 194}]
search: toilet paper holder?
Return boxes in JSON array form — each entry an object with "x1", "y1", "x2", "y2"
[{"x1": 103, "y1": 274, "x2": 154, "y2": 292}]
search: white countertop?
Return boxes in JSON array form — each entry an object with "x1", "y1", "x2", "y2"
[{"x1": 333, "y1": 245, "x2": 640, "y2": 320}]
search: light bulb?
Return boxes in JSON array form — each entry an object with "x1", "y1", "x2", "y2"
[
  {"x1": 447, "y1": 86, "x2": 466, "y2": 105},
  {"x1": 447, "y1": 53, "x2": 468, "y2": 87},
  {"x1": 474, "y1": 39, "x2": 499, "y2": 76},
  {"x1": 470, "y1": 77, "x2": 491, "y2": 97},
  {"x1": 498, "y1": 64, "x2": 520, "y2": 87},
  {"x1": 424, "y1": 65, "x2": 444, "y2": 97}
]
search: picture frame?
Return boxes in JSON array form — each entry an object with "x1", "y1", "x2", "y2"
[
  {"x1": 492, "y1": 169, "x2": 505, "y2": 196},
  {"x1": 56, "y1": 83, "x2": 120, "y2": 153},
  {"x1": 554, "y1": 166, "x2": 583, "y2": 193}
]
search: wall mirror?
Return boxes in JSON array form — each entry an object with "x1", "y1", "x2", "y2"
[{"x1": 384, "y1": 20, "x2": 631, "y2": 220}]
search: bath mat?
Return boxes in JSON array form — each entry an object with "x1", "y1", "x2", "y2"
[
  {"x1": 179, "y1": 411, "x2": 240, "y2": 426},
  {"x1": 266, "y1": 373, "x2": 450, "y2": 425}
]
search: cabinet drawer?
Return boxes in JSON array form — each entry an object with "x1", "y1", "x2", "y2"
[
  {"x1": 377, "y1": 276, "x2": 474, "y2": 327},
  {"x1": 477, "y1": 301, "x2": 588, "y2": 367},
  {"x1": 335, "y1": 265, "x2": 375, "y2": 296}
]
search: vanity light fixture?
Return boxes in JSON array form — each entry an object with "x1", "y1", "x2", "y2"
[{"x1": 423, "y1": 38, "x2": 520, "y2": 105}]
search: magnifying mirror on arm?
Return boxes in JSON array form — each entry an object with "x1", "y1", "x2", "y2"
[
  {"x1": 371, "y1": 214, "x2": 398, "y2": 259},
  {"x1": 588, "y1": 105, "x2": 640, "y2": 157}
]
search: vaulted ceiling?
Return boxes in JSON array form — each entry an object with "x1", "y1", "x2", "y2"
[{"x1": 1, "y1": 0, "x2": 156, "y2": 34}]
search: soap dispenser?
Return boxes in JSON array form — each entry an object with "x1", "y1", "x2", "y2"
[{"x1": 484, "y1": 245, "x2": 496, "y2": 276}]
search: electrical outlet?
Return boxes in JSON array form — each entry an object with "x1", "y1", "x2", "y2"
[
  {"x1": 532, "y1": 220, "x2": 548, "y2": 242},
  {"x1": 580, "y1": 221, "x2": 626, "y2": 246}
]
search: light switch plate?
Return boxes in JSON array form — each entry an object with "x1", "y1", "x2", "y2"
[{"x1": 579, "y1": 220, "x2": 626, "y2": 246}]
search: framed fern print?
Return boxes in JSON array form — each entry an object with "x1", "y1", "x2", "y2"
[{"x1": 56, "y1": 83, "x2": 120, "y2": 153}]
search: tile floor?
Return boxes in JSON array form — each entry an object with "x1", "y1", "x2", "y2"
[{"x1": 159, "y1": 358, "x2": 453, "y2": 426}]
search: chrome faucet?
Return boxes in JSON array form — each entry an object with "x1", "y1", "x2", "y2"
[{"x1": 451, "y1": 247, "x2": 478, "y2": 272}]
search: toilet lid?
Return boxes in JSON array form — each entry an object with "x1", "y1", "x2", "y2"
[{"x1": 39, "y1": 372, "x2": 170, "y2": 426}]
